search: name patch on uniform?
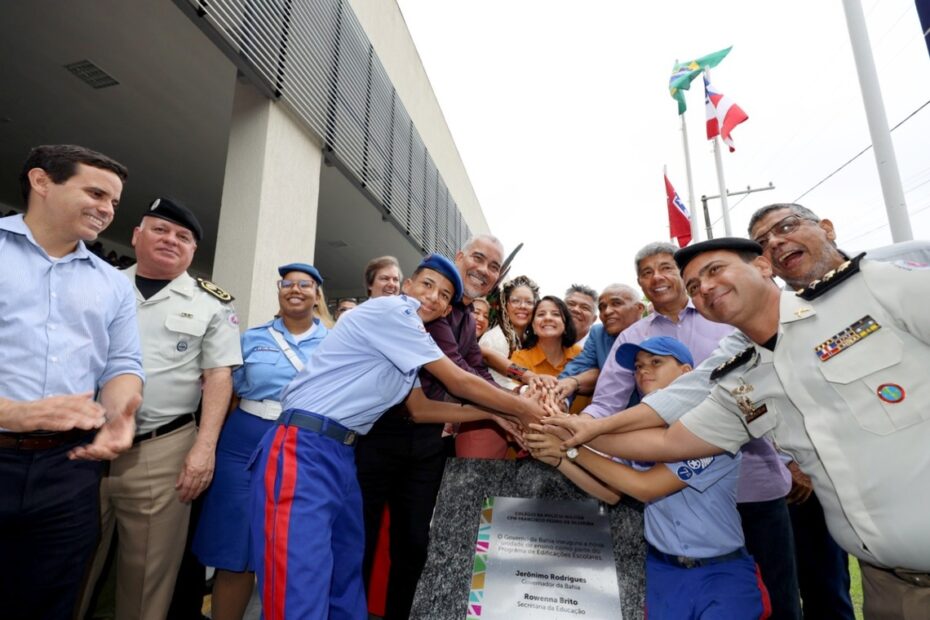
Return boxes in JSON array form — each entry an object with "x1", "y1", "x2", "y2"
[
  {"x1": 814, "y1": 315, "x2": 881, "y2": 362},
  {"x1": 876, "y1": 383, "x2": 905, "y2": 404}
]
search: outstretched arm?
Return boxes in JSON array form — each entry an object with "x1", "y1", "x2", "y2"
[{"x1": 423, "y1": 356, "x2": 545, "y2": 427}]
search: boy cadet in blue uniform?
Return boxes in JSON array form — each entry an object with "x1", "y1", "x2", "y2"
[
  {"x1": 250, "y1": 254, "x2": 546, "y2": 620},
  {"x1": 527, "y1": 336, "x2": 771, "y2": 619}
]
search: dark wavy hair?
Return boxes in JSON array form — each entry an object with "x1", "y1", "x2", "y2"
[{"x1": 523, "y1": 295, "x2": 577, "y2": 349}]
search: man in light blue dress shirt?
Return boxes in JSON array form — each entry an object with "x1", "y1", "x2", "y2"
[{"x1": 0, "y1": 145, "x2": 144, "y2": 619}]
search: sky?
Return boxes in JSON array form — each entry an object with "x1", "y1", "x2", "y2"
[{"x1": 395, "y1": 0, "x2": 930, "y2": 298}]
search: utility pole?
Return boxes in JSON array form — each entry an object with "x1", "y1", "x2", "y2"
[
  {"x1": 842, "y1": 0, "x2": 912, "y2": 241},
  {"x1": 701, "y1": 182, "x2": 775, "y2": 239}
]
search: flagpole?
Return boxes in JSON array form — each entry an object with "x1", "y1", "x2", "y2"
[
  {"x1": 711, "y1": 137, "x2": 733, "y2": 236},
  {"x1": 680, "y1": 114, "x2": 701, "y2": 242},
  {"x1": 842, "y1": 0, "x2": 912, "y2": 241},
  {"x1": 704, "y1": 69, "x2": 733, "y2": 237}
]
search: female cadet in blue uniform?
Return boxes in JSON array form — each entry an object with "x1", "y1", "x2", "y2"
[
  {"x1": 250, "y1": 254, "x2": 547, "y2": 620},
  {"x1": 527, "y1": 336, "x2": 771, "y2": 619},
  {"x1": 194, "y1": 262, "x2": 328, "y2": 620}
]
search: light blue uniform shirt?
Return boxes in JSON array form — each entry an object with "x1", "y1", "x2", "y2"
[
  {"x1": 281, "y1": 295, "x2": 444, "y2": 433},
  {"x1": 559, "y1": 323, "x2": 616, "y2": 377},
  {"x1": 630, "y1": 452, "x2": 744, "y2": 558},
  {"x1": 234, "y1": 317, "x2": 328, "y2": 401},
  {"x1": 0, "y1": 215, "x2": 144, "y2": 414}
]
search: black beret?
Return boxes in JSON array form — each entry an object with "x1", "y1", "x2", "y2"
[
  {"x1": 674, "y1": 237, "x2": 762, "y2": 273},
  {"x1": 142, "y1": 198, "x2": 203, "y2": 241}
]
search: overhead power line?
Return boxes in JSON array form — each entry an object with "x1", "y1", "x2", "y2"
[{"x1": 793, "y1": 98, "x2": 930, "y2": 202}]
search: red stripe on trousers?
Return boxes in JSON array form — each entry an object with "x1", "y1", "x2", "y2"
[
  {"x1": 262, "y1": 426, "x2": 287, "y2": 620},
  {"x1": 271, "y1": 427, "x2": 299, "y2": 620},
  {"x1": 755, "y1": 562, "x2": 772, "y2": 619}
]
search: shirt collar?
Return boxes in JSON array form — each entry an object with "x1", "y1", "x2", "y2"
[
  {"x1": 647, "y1": 299, "x2": 697, "y2": 324},
  {"x1": 124, "y1": 264, "x2": 194, "y2": 300},
  {"x1": 519, "y1": 344, "x2": 549, "y2": 367},
  {"x1": 0, "y1": 214, "x2": 92, "y2": 263}
]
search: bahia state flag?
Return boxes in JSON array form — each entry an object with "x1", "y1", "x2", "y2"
[
  {"x1": 664, "y1": 173, "x2": 692, "y2": 248},
  {"x1": 669, "y1": 46, "x2": 732, "y2": 115},
  {"x1": 704, "y1": 74, "x2": 748, "y2": 152}
]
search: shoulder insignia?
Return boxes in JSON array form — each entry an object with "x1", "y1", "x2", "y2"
[
  {"x1": 196, "y1": 277, "x2": 234, "y2": 303},
  {"x1": 795, "y1": 253, "x2": 864, "y2": 301},
  {"x1": 710, "y1": 346, "x2": 755, "y2": 381}
]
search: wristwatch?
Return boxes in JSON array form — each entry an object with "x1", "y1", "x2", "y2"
[{"x1": 566, "y1": 447, "x2": 579, "y2": 462}]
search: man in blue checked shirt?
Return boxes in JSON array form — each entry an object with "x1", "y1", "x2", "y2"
[{"x1": 0, "y1": 144, "x2": 144, "y2": 620}]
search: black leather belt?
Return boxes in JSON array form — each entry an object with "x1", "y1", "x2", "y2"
[
  {"x1": 648, "y1": 544, "x2": 748, "y2": 569},
  {"x1": 133, "y1": 414, "x2": 195, "y2": 446},
  {"x1": 0, "y1": 428, "x2": 92, "y2": 451},
  {"x1": 278, "y1": 409, "x2": 357, "y2": 446}
]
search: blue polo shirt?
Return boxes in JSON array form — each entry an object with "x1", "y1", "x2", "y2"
[
  {"x1": 280, "y1": 295, "x2": 444, "y2": 433},
  {"x1": 234, "y1": 317, "x2": 329, "y2": 401},
  {"x1": 629, "y1": 452, "x2": 744, "y2": 558},
  {"x1": 559, "y1": 323, "x2": 616, "y2": 376},
  {"x1": 0, "y1": 215, "x2": 144, "y2": 420}
]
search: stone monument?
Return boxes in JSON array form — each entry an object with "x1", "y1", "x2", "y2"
[{"x1": 410, "y1": 458, "x2": 646, "y2": 620}]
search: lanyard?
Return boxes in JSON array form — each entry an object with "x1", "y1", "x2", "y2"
[{"x1": 267, "y1": 327, "x2": 305, "y2": 372}]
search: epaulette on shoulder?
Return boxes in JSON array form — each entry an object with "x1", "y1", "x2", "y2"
[
  {"x1": 196, "y1": 277, "x2": 235, "y2": 303},
  {"x1": 710, "y1": 346, "x2": 755, "y2": 381},
  {"x1": 795, "y1": 253, "x2": 865, "y2": 301}
]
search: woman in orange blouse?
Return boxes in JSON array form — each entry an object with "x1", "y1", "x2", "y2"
[{"x1": 510, "y1": 296, "x2": 581, "y2": 377}]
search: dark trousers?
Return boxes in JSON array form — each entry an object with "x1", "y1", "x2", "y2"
[
  {"x1": 0, "y1": 440, "x2": 102, "y2": 620},
  {"x1": 739, "y1": 497, "x2": 802, "y2": 620},
  {"x1": 790, "y1": 492, "x2": 855, "y2": 619},
  {"x1": 356, "y1": 418, "x2": 447, "y2": 620}
]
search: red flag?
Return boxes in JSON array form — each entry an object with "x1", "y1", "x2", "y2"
[
  {"x1": 665, "y1": 174, "x2": 692, "y2": 248},
  {"x1": 704, "y1": 75, "x2": 748, "y2": 152}
]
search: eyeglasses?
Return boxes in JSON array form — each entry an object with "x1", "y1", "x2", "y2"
[
  {"x1": 508, "y1": 298, "x2": 535, "y2": 308},
  {"x1": 277, "y1": 279, "x2": 316, "y2": 290},
  {"x1": 752, "y1": 214, "x2": 817, "y2": 250}
]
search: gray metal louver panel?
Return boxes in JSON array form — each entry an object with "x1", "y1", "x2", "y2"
[{"x1": 177, "y1": 0, "x2": 468, "y2": 256}]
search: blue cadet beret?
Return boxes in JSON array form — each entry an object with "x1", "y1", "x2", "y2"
[
  {"x1": 673, "y1": 237, "x2": 762, "y2": 273},
  {"x1": 143, "y1": 198, "x2": 204, "y2": 241},
  {"x1": 616, "y1": 335, "x2": 694, "y2": 370},
  {"x1": 416, "y1": 253, "x2": 463, "y2": 304},
  {"x1": 277, "y1": 262, "x2": 324, "y2": 285}
]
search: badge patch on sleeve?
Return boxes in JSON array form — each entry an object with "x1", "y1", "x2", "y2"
[
  {"x1": 676, "y1": 457, "x2": 715, "y2": 480},
  {"x1": 814, "y1": 315, "x2": 881, "y2": 362}
]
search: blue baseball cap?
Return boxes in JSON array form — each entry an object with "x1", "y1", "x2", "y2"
[
  {"x1": 416, "y1": 253, "x2": 463, "y2": 303},
  {"x1": 616, "y1": 336, "x2": 694, "y2": 370},
  {"x1": 277, "y1": 262, "x2": 323, "y2": 285}
]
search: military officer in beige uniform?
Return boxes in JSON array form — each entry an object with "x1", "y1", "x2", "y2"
[
  {"x1": 590, "y1": 238, "x2": 930, "y2": 619},
  {"x1": 81, "y1": 199, "x2": 243, "y2": 620}
]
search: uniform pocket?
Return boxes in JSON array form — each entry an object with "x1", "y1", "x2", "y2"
[
  {"x1": 165, "y1": 315, "x2": 209, "y2": 337},
  {"x1": 817, "y1": 330, "x2": 921, "y2": 434}
]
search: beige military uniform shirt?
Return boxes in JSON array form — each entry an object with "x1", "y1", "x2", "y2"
[
  {"x1": 124, "y1": 266, "x2": 243, "y2": 433},
  {"x1": 681, "y1": 257, "x2": 930, "y2": 571}
]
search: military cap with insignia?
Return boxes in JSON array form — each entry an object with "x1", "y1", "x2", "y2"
[
  {"x1": 674, "y1": 237, "x2": 763, "y2": 273},
  {"x1": 142, "y1": 198, "x2": 204, "y2": 241}
]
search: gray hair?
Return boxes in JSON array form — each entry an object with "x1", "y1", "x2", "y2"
[
  {"x1": 601, "y1": 283, "x2": 641, "y2": 303},
  {"x1": 747, "y1": 203, "x2": 820, "y2": 235},
  {"x1": 565, "y1": 283, "x2": 597, "y2": 302},
  {"x1": 461, "y1": 233, "x2": 505, "y2": 256},
  {"x1": 634, "y1": 242, "x2": 679, "y2": 273}
]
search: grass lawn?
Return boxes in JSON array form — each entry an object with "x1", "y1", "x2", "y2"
[{"x1": 849, "y1": 556, "x2": 864, "y2": 619}]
